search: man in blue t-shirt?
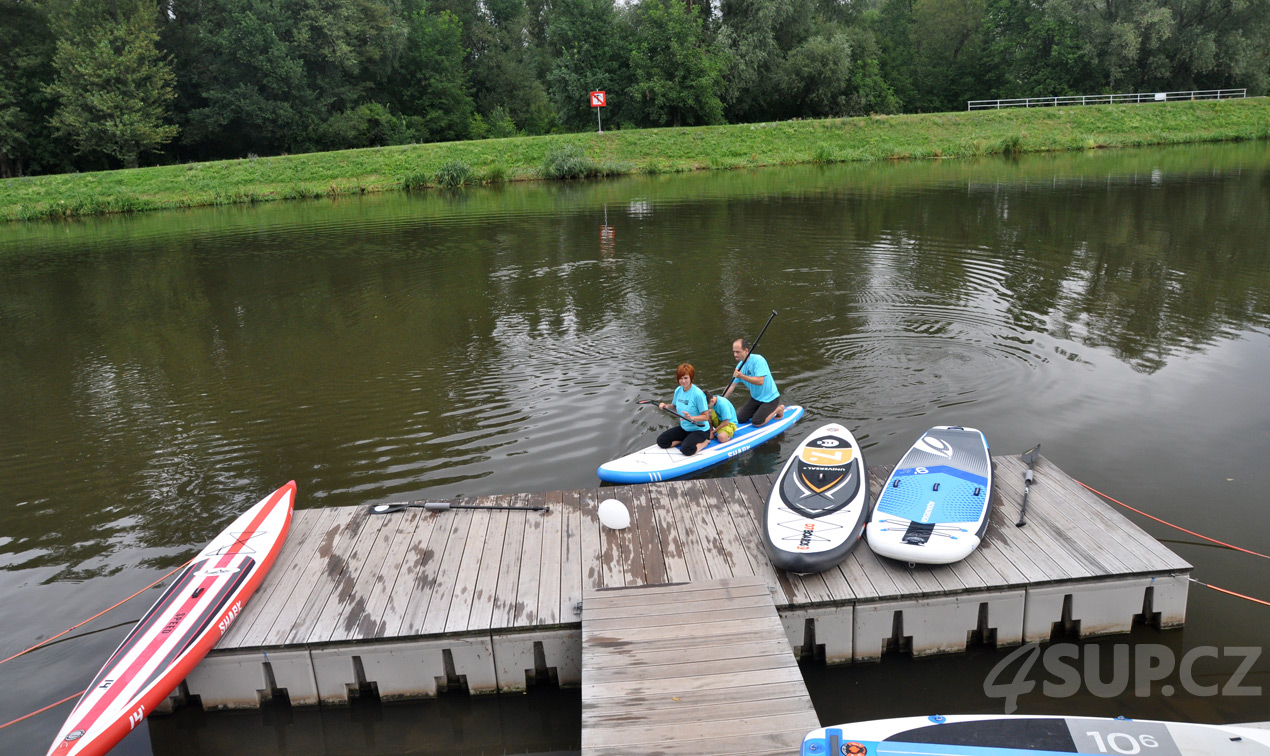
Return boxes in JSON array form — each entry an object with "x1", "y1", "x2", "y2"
[{"x1": 722, "y1": 338, "x2": 785, "y2": 426}]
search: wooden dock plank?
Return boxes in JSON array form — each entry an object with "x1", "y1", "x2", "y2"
[
  {"x1": 391, "y1": 504, "x2": 456, "y2": 637},
  {"x1": 598, "y1": 486, "x2": 631, "y2": 589},
  {"x1": 709, "y1": 477, "x2": 791, "y2": 598},
  {"x1": 995, "y1": 459, "x2": 1127, "y2": 575},
  {"x1": 659, "y1": 480, "x2": 715, "y2": 582},
  {"x1": 302, "y1": 508, "x2": 395, "y2": 644},
  {"x1": 690, "y1": 479, "x2": 753, "y2": 579},
  {"x1": 490, "y1": 498, "x2": 529, "y2": 630},
  {"x1": 579, "y1": 487, "x2": 604, "y2": 592},
  {"x1": 559, "y1": 489, "x2": 584, "y2": 623},
  {"x1": 514, "y1": 491, "x2": 548, "y2": 624},
  {"x1": 221, "y1": 507, "x2": 334, "y2": 648},
  {"x1": 462, "y1": 507, "x2": 510, "y2": 633},
  {"x1": 442, "y1": 506, "x2": 493, "y2": 634},
  {"x1": 647, "y1": 482, "x2": 695, "y2": 584},
  {"x1": 256, "y1": 506, "x2": 367, "y2": 647},
  {"x1": 537, "y1": 489, "x2": 564, "y2": 626},
  {"x1": 344, "y1": 508, "x2": 427, "y2": 641},
  {"x1": 379, "y1": 506, "x2": 439, "y2": 638},
  {"x1": 629, "y1": 485, "x2": 668, "y2": 586},
  {"x1": 310, "y1": 506, "x2": 410, "y2": 643}
]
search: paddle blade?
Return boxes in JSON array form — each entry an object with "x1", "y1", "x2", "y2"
[{"x1": 1021, "y1": 443, "x2": 1040, "y2": 466}]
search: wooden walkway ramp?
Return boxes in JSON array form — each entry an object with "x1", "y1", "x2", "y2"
[{"x1": 581, "y1": 576, "x2": 820, "y2": 756}]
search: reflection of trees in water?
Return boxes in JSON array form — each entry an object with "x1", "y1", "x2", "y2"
[{"x1": 3, "y1": 148, "x2": 1268, "y2": 576}]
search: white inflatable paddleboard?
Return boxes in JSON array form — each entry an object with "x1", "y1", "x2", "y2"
[
  {"x1": 865, "y1": 425, "x2": 992, "y2": 565},
  {"x1": 802, "y1": 714, "x2": 1270, "y2": 756},
  {"x1": 598, "y1": 406, "x2": 804, "y2": 484},
  {"x1": 763, "y1": 423, "x2": 870, "y2": 573}
]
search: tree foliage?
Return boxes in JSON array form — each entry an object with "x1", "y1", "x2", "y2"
[
  {"x1": 46, "y1": 0, "x2": 179, "y2": 168},
  {"x1": 0, "y1": 0, "x2": 1263, "y2": 174}
]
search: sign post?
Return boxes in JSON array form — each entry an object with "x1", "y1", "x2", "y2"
[{"x1": 589, "y1": 91, "x2": 606, "y2": 133}]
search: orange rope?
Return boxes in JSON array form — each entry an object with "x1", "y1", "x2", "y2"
[
  {"x1": 0, "y1": 558, "x2": 193, "y2": 667},
  {"x1": 1076, "y1": 480, "x2": 1270, "y2": 560},
  {"x1": 0, "y1": 689, "x2": 84, "y2": 731},
  {"x1": 1190, "y1": 578, "x2": 1270, "y2": 607}
]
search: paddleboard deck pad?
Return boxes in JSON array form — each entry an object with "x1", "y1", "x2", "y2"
[
  {"x1": 802, "y1": 714, "x2": 1270, "y2": 756},
  {"x1": 865, "y1": 425, "x2": 992, "y2": 565},
  {"x1": 598, "y1": 405, "x2": 804, "y2": 484},
  {"x1": 763, "y1": 423, "x2": 870, "y2": 573},
  {"x1": 47, "y1": 482, "x2": 295, "y2": 756}
]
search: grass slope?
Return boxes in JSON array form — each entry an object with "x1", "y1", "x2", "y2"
[{"x1": 2, "y1": 98, "x2": 1267, "y2": 223}]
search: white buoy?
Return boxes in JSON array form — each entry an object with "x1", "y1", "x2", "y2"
[{"x1": 597, "y1": 498, "x2": 630, "y2": 530}]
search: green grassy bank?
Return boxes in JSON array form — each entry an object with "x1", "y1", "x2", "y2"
[{"x1": 3, "y1": 98, "x2": 1268, "y2": 223}]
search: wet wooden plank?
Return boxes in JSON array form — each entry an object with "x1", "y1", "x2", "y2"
[
  {"x1": 344, "y1": 508, "x2": 427, "y2": 641},
  {"x1": 442, "y1": 506, "x2": 493, "y2": 634},
  {"x1": 646, "y1": 482, "x2": 693, "y2": 584},
  {"x1": 463, "y1": 507, "x2": 510, "y2": 633},
  {"x1": 222, "y1": 507, "x2": 336, "y2": 648},
  {"x1": 628, "y1": 485, "x2": 668, "y2": 586},
  {"x1": 579, "y1": 487, "x2": 604, "y2": 592},
  {"x1": 391, "y1": 506, "x2": 456, "y2": 637},
  {"x1": 379, "y1": 506, "x2": 439, "y2": 638},
  {"x1": 537, "y1": 490, "x2": 564, "y2": 626},
  {"x1": 559, "y1": 489, "x2": 584, "y2": 623},
  {"x1": 514, "y1": 491, "x2": 548, "y2": 625},
  {"x1": 658, "y1": 482, "x2": 714, "y2": 582},
  {"x1": 490, "y1": 497, "x2": 529, "y2": 630},
  {"x1": 257, "y1": 506, "x2": 369, "y2": 647},
  {"x1": 708, "y1": 477, "x2": 788, "y2": 597},
  {"x1": 310, "y1": 506, "x2": 410, "y2": 643}
]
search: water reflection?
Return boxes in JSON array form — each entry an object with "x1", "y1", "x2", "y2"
[
  {"x1": 148, "y1": 689, "x2": 581, "y2": 756},
  {"x1": 2, "y1": 141, "x2": 1269, "y2": 753}
]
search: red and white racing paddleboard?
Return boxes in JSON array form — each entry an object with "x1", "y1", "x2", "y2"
[{"x1": 46, "y1": 481, "x2": 295, "y2": 756}]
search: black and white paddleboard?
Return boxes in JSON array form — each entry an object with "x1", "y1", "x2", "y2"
[
  {"x1": 802, "y1": 714, "x2": 1270, "y2": 756},
  {"x1": 763, "y1": 423, "x2": 870, "y2": 574},
  {"x1": 865, "y1": 425, "x2": 993, "y2": 565}
]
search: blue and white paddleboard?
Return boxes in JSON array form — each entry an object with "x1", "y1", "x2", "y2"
[
  {"x1": 763, "y1": 423, "x2": 870, "y2": 574},
  {"x1": 865, "y1": 425, "x2": 992, "y2": 565},
  {"x1": 802, "y1": 714, "x2": 1270, "y2": 756},
  {"x1": 598, "y1": 405, "x2": 804, "y2": 484}
]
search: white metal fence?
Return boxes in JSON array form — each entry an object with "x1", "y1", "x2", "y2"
[{"x1": 968, "y1": 89, "x2": 1247, "y2": 110}]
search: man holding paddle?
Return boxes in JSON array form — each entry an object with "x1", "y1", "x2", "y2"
[{"x1": 724, "y1": 337, "x2": 784, "y2": 426}]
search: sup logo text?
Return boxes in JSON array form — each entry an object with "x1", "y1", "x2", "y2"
[
  {"x1": 798, "y1": 523, "x2": 816, "y2": 550},
  {"x1": 128, "y1": 704, "x2": 146, "y2": 730}
]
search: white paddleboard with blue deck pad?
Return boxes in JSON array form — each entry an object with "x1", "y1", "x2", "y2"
[
  {"x1": 598, "y1": 405, "x2": 804, "y2": 484},
  {"x1": 802, "y1": 714, "x2": 1270, "y2": 756},
  {"x1": 865, "y1": 425, "x2": 992, "y2": 565}
]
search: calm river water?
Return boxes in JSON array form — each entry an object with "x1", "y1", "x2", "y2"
[{"x1": 2, "y1": 141, "x2": 1268, "y2": 754}]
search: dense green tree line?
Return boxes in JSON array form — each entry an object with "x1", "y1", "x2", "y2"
[{"x1": 1, "y1": 0, "x2": 1266, "y2": 176}]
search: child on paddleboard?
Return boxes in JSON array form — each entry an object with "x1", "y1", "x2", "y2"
[{"x1": 705, "y1": 390, "x2": 738, "y2": 443}]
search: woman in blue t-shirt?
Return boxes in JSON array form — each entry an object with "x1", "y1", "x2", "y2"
[{"x1": 656, "y1": 363, "x2": 711, "y2": 456}]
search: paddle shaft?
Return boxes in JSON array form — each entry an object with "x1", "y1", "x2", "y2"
[
  {"x1": 721, "y1": 310, "x2": 778, "y2": 396},
  {"x1": 373, "y1": 501, "x2": 547, "y2": 514},
  {"x1": 638, "y1": 399, "x2": 693, "y2": 424},
  {"x1": 1016, "y1": 444, "x2": 1040, "y2": 527}
]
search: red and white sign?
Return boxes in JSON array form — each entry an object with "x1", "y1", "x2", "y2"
[{"x1": 590, "y1": 91, "x2": 606, "y2": 108}]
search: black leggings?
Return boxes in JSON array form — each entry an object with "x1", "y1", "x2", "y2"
[
  {"x1": 657, "y1": 426, "x2": 709, "y2": 456},
  {"x1": 736, "y1": 396, "x2": 781, "y2": 426}
]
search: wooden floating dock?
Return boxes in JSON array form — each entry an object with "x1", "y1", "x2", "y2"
[
  {"x1": 183, "y1": 455, "x2": 1191, "y2": 724},
  {"x1": 581, "y1": 576, "x2": 819, "y2": 756}
]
